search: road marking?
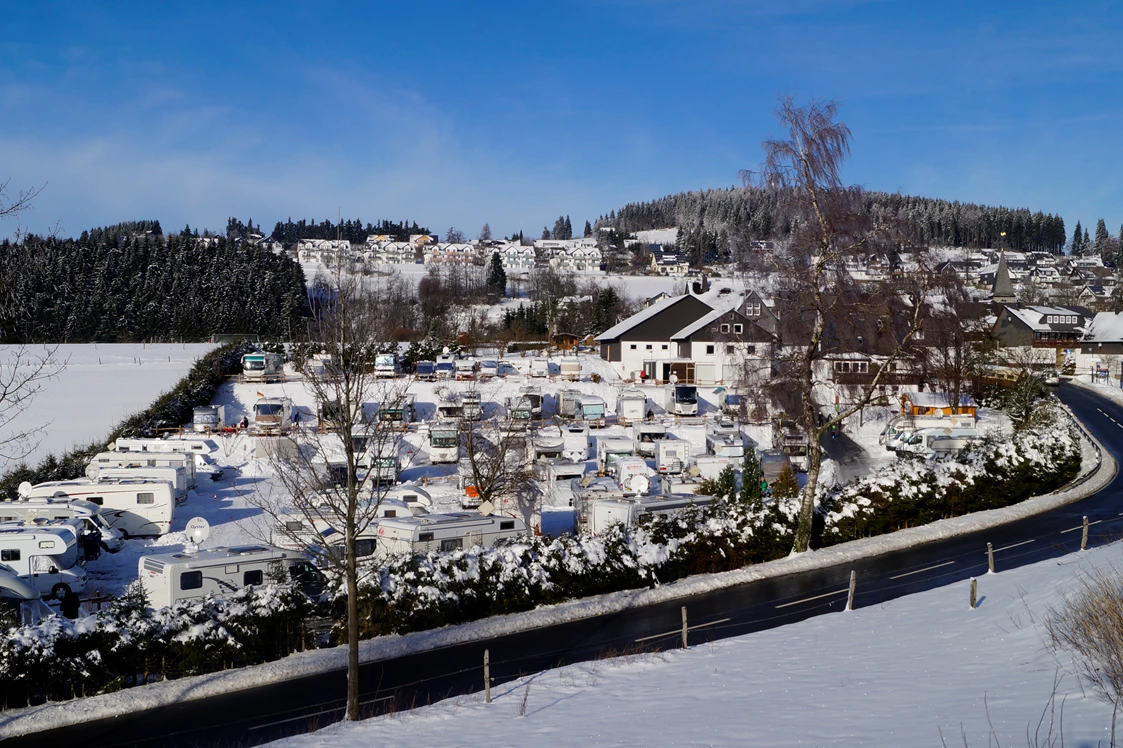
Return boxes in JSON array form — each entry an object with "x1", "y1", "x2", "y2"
[
  {"x1": 635, "y1": 617, "x2": 732, "y2": 643},
  {"x1": 247, "y1": 696, "x2": 392, "y2": 731},
  {"x1": 774, "y1": 589, "x2": 848, "y2": 609},
  {"x1": 889, "y1": 560, "x2": 955, "y2": 579},
  {"x1": 989, "y1": 538, "x2": 1035, "y2": 553},
  {"x1": 1062, "y1": 519, "x2": 1103, "y2": 533}
]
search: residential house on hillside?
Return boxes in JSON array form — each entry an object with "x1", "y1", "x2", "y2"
[
  {"x1": 670, "y1": 307, "x2": 775, "y2": 386},
  {"x1": 1076, "y1": 312, "x2": 1123, "y2": 381},
  {"x1": 649, "y1": 250, "x2": 691, "y2": 276},
  {"x1": 992, "y1": 304, "x2": 1090, "y2": 370}
]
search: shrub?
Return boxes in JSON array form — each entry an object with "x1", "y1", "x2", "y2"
[{"x1": 1046, "y1": 565, "x2": 1123, "y2": 704}]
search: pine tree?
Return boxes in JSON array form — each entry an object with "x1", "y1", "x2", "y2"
[
  {"x1": 564, "y1": 215, "x2": 573, "y2": 240},
  {"x1": 770, "y1": 464, "x2": 799, "y2": 500},
  {"x1": 739, "y1": 444, "x2": 763, "y2": 511},
  {"x1": 486, "y1": 251, "x2": 507, "y2": 298},
  {"x1": 553, "y1": 216, "x2": 567, "y2": 240},
  {"x1": 1084, "y1": 228, "x2": 1091, "y2": 254},
  {"x1": 479, "y1": 223, "x2": 492, "y2": 242},
  {"x1": 1095, "y1": 219, "x2": 1112, "y2": 260},
  {"x1": 584, "y1": 220, "x2": 593, "y2": 237},
  {"x1": 541, "y1": 227, "x2": 551, "y2": 240}
]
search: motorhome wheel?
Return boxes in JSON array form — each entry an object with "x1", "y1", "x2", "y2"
[{"x1": 52, "y1": 583, "x2": 70, "y2": 600}]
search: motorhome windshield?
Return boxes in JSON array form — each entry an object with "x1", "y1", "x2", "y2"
[
  {"x1": 380, "y1": 409, "x2": 404, "y2": 421},
  {"x1": 639, "y1": 430, "x2": 665, "y2": 442},
  {"x1": 377, "y1": 458, "x2": 397, "y2": 468},
  {"x1": 196, "y1": 413, "x2": 219, "y2": 424},
  {"x1": 675, "y1": 387, "x2": 698, "y2": 403},
  {"x1": 431, "y1": 431, "x2": 458, "y2": 447},
  {"x1": 416, "y1": 362, "x2": 435, "y2": 374},
  {"x1": 583, "y1": 403, "x2": 605, "y2": 417},
  {"x1": 255, "y1": 404, "x2": 283, "y2": 416},
  {"x1": 244, "y1": 359, "x2": 265, "y2": 370}
]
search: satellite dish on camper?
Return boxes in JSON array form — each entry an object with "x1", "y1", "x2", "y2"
[
  {"x1": 478, "y1": 500, "x2": 494, "y2": 517},
  {"x1": 17, "y1": 481, "x2": 32, "y2": 499},
  {"x1": 186, "y1": 516, "x2": 211, "y2": 547},
  {"x1": 670, "y1": 373, "x2": 678, "y2": 384},
  {"x1": 630, "y1": 474, "x2": 651, "y2": 496}
]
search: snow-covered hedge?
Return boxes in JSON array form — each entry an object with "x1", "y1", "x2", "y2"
[{"x1": 0, "y1": 583, "x2": 312, "y2": 710}]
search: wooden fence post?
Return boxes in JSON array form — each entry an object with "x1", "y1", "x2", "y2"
[
  {"x1": 987, "y1": 542, "x2": 995, "y2": 574},
  {"x1": 846, "y1": 570, "x2": 857, "y2": 611},
  {"x1": 681, "y1": 606, "x2": 688, "y2": 649},
  {"x1": 484, "y1": 649, "x2": 491, "y2": 704},
  {"x1": 1082, "y1": 516, "x2": 1089, "y2": 551},
  {"x1": 970, "y1": 578, "x2": 977, "y2": 609}
]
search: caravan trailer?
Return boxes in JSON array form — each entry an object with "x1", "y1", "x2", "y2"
[
  {"x1": 562, "y1": 423, "x2": 589, "y2": 462},
  {"x1": 19, "y1": 478, "x2": 175, "y2": 537},
  {"x1": 93, "y1": 466, "x2": 187, "y2": 503},
  {"x1": 559, "y1": 358, "x2": 581, "y2": 382},
  {"x1": 656, "y1": 440, "x2": 691, "y2": 474},
  {"x1": 428, "y1": 423, "x2": 460, "y2": 464},
  {"x1": 374, "y1": 513, "x2": 526, "y2": 559},
  {"x1": 253, "y1": 397, "x2": 296, "y2": 434},
  {"x1": 192, "y1": 405, "x2": 227, "y2": 433},
  {"x1": 241, "y1": 352, "x2": 284, "y2": 383},
  {"x1": 114, "y1": 437, "x2": 217, "y2": 456},
  {"x1": 87, "y1": 450, "x2": 197, "y2": 490},
  {"x1": 616, "y1": 389, "x2": 647, "y2": 426},
  {"x1": 633, "y1": 422, "x2": 668, "y2": 457},
  {"x1": 665, "y1": 384, "x2": 698, "y2": 416},
  {"x1": 587, "y1": 494, "x2": 715, "y2": 536},
  {"x1": 0, "y1": 523, "x2": 89, "y2": 599},
  {"x1": 557, "y1": 389, "x2": 582, "y2": 420},
  {"x1": 455, "y1": 359, "x2": 478, "y2": 381},
  {"x1": 0, "y1": 497, "x2": 124, "y2": 552},
  {"x1": 138, "y1": 546, "x2": 324, "y2": 610},
  {"x1": 529, "y1": 359, "x2": 549, "y2": 378}
]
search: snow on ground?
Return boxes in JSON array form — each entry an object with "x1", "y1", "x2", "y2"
[
  {"x1": 0, "y1": 343, "x2": 217, "y2": 470},
  {"x1": 268, "y1": 541, "x2": 1123, "y2": 747}
]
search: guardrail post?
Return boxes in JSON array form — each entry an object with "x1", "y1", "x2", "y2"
[
  {"x1": 987, "y1": 542, "x2": 995, "y2": 574},
  {"x1": 681, "y1": 606, "x2": 688, "y2": 649},
  {"x1": 1082, "y1": 516, "x2": 1090, "y2": 551},
  {"x1": 846, "y1": 570, "x2": 857, "y2": 611},
  {"x1": 970, "y1": 578, "x2": 977, "y2": 609},
  {"x1": 484, "y1": 649, "x2": 491, "y2": 704}
]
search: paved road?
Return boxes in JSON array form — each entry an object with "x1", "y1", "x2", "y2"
[{"x1": 7, "y1": 384, "x2": 1122, "y2": 747}]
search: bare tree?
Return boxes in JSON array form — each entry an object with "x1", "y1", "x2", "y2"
[
  {"x1": 921, "y1": 283, "x2": 991, "y2": 416},
  {"x1": 253, "y1": 260, "x2": 408, "y2": 721},
  {"x1": 457, "y1": 405, "x2": 539, "y2": 531},
  {"x1": 743, "y1": 97, "x2": 934, "y2": 553}
]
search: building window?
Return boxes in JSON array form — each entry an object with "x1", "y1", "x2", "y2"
[
  {"x1": 720, "y1": 324, "x2": 730, "y2": 333},
  {"x1": 733, "y1": 324, "x2": 743, "y2": 334},
  {"x1": 661, "y1": 344, "x2": 668, "y2": 350},
  {"x1": 726, "y1": 345, "x2": 735, "y2": 354},
  {"x1": 645, "y1": 344, "x2": 653, "y2": 350},
  {"x1": 706, "y1": 345, "x2": 715, "y2": 355},
  {"x1": 630, "y1": 344, "x2": 637, "y2": 350},
  {"x1": 746, "y1": 345, "x2": 756, "y2": 355},
  {"x1": 746, "y1": 303, "x2": 761, "y2": 316}
]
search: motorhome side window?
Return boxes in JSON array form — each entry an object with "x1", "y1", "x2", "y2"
[
  {"x1": 137, "y1": 493, "x2": 155, "y2": 505},
  {"x1": 440, "y1": 538, "x2": 463, "y2": 552},
  {"x1": 500, "y1": 520, "x2": 515, "y2": 530},
  {"x1": 353, "y1": 538, "x2": 376, "y2": 557},
  {"x1": 243, "y1": 569, "x2": 264, "y2": 586},
  {"x1": 181, "y1": 571, "x2": 203, "y2": 590},
  {"x1": 1, "y1": 549, "x2": 19, "y2": 561},
  {"x1": 88, "y1": 497, "x2": 103, "y2": 506}
]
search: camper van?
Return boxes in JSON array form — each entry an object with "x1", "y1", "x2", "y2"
[
  {"x1": 374, "y1": 353, "x2": 401, "y2": 379},
  {"x1": 415, "y1": 360, "x2": 437, "y2": 381},
  {"x1": 428, "y1": 423, "x2": 460, "y2": 464},
  {"x1": 362, "y1": 440, "x2": 401, "y2": 484},
  {"x1": 374, "y1": 512, "x2": 526, "y2": 559},
  {"x1": 461, "y1": 391, "x2": 484, "y2": 421},
  {"x1": 880, "y1": 414, "x2": 978, "y2": 448},
  {"x1": 530, "y1": 425, "x2": 565, "y2": 461},
  {"x1": 596, "y1": 437, "x2": 635, "y2": 473},
  {"x1": 87, "y1": 450, "x2": 197, "y2": 490},
  {"x1": 529, "y1": 359, "x2": 549, "y2": 378},
  {"x1": 19, "y1": 478, "x2": 176, "y2": 537},
  {"x1": 114, "y1": 437, "x2": 217, "y2": 456},
  {"x1": 435, "y1": 356, "x2": 456, "y2": 380},
  {"x1": 557, "y1": 389, "x2": 582, "y2": 420},
  {"x1": 705, "y1": 422, "x2": 749, "y2": 459},
  {"x1": 0, "y1": 523, "x2": 88, "y2": 599},
  {"x1": 379, "y1": 393, "x2": 416, "y2": 425},
  {"x1": 559, "y1": 359, "x2": 581, "y2": 382},
  {"x1": 616, "y1": 389, "x2": 647, "y2": 426},
  {"x1": 242, "y1": 352, "x2": 284, "y2": 383},
  {"x1": 665, "y1": 384, "x2": 699, "y2": 416},
  {"x1": 192, "y1": 405, "x2": 227, "y2": 433},
  {"x1": 0, "y1": 497, "x2": 124, "y2": 552},
  {"x1": 455, "y1": 359, "x2": 477, "y2": 381},
  {"x1": 519, "y1": 386, "x2": 543, "y2": 419},
  {"x1": 138, "y1": 546, "x2": 325, "y2": 610},
  {"x1": 587, "y1": 494, "x2": 715, "y2": 536},
  {"x1": 506, "y1": 395, "x2": 536, "y2": 426},
  {"x1": 253, "y1": 397, "x2": 296, "y2": 434},
  {"x1": 895, "y1": 427, "x2": 978, "y2": 459},
  {"x1": 656, "y1": 439, "x2": 691, "y2": 474},
  {"x1": 633, "y1": 422, "x2": 668, "y2": 457},
  {"x1": 562, "y1": 423, "x2": 590, "y2": 462},
  {"x1": 577, "y1": 396, "x2": 607, "y2": 428},
  {"x1": 436, "y1": 394, "x2": 464, "y2": 421},
  {"x1": 535, "y1": 459, "x2": 586, "y2": 505}
]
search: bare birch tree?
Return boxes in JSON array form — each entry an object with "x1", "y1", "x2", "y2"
[{"x1": 743, "y1": 97, "x2": 934, "y2": 553}]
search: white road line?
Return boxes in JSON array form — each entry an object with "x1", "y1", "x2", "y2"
[
  {"x1": 1062, "y1": 519, "x2": 1103, "y2": 533},
  {"x1": 774, "y1": 589, "x2": 848, "y2": 609},
  {"x1": 990, "y1": 538, "x2": 1035, "y2": 553},
  {"x1": 889, "y1": 560, "x2": 955, "y2": 580},
  {"x1": 635, "y1": 617, "x2": 732, "y2": 643}
]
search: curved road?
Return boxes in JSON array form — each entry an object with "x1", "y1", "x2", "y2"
[{"x1": 7, "y1": 384, "x2": 1123, "y2": 747}]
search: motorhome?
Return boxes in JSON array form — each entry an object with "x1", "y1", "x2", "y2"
[
  {"x1": 879, "y1": 414, "x2": 978, "y2": 447},
  {"x1": 435, "y1": 357, "x2": 456, "y2": 380},
  {"x1": 362, "y1": 440, "x2": 401, "y2": 484},
  {"x1": 535, "y1": 459, "x2": 586, "y2": 506},
  {"x1": 570, "y1": 475, "x2": 625, "y2": 528},
  {"x1": 596, "y1": 436, "x2": 636, "y2": 473},
  {"x1": 530, "y1": 425, "x2": 565, "y2": 461},
  {"x1": 615, "y1": 389, "x2": 647, "y2": 426},
  {"x1": 609, "y1": 456, "x2": 652, "y2": 496},
  {"x1": 87, "y1": 450, "x2": 197, "y2": 490},
  {"x1": 378, "y1": 393, "x2": 416, "y2": 425},
  {"x1": 415, "y1": 360, "x2": 437, "y2": 381},
  {"x1": 428, "y1": 422, "x2": 460, "y2": 464},
  {"x1": 18, "y1": 478, "x2": 175, "y2": 537},
  {"x1": 305, "y1": 352, "x2": 338, "y2": 381},
  {"x1": 562, "y1": 423, "x2": 589, "y2": 462},
  {"x1": 455, "y1": 359, "x2": 477, "y2": 381},
  {"x1": 461, "y1": 391, "x2": 484, "y2": 421},
  {"x1": 241, "y1": 352, "x2": 284, "y2": 383},
  {"x1": 505, "y1": 395, "x2": 535, "y2": 427},
  {"x1": 773, "y1": 418, "x2": 810, "y2": 470},
  {"x1": 0, "y1": 564, "x2": 55, "y2": 626},
  {"x1": 587, "y1": 493, "x2": 715, "y2": 536},
  {"x1": 478, "y1": 360, "x2": 499, "y2": 379},
  {"x1": 519, "y1": 386, "x2": 543, "y2": 419},
  {"x1": 0, "y1": 523, "x2": 88, "y2": 599},
  {"x1": 559, "y1": 358, "x2": 581, "y2": 382},
  {"x1": 374, "y1": 512, "x2": 526, "y2": 559},
  {"x1": 705, "y1": 422, "x2": 750, "y2": 459},
  {"x1": 713, "y1": 388, "x2": 744, "y2": 418},
  {"x1": 374, "y1": 353, "x2": 401, "y2": 379},
  {"x1": 138, "y1": 546, "x2": 325, "y2": 610},
  {"x1": 113, "y1": 437, "x2": 217, "y2": 455},
  {"x1": 91, "y1": 466, "x2": 188, "y2": 504},
  {"x1": 192, "y1": 405, "x2": 227, "y2": 433},
  {"x1": 665, "y1": 384, "x2": 699, "y2": 416},
  {"x1": 692, "y1": 455, "x2": 735, "y2": 481},
  {"x1": 633, "y1": 422, "x2": 668, "y2": 457},
  {"x1": 436, "y1": 393, "x2": 464, "y2": 421},
  {"x1": 529, "y1": 359, "x2": 549, "y2": 378},
  {"x1": 895, "y1": 428, "x2": 979, "y2": 459},
  {"x1": 253, "y1": 397, "x2": 296, "y2": 434},
  {"x1": 656, "y1": 439, "x2": 691, "y2": 474},
  {"x1": 577, "y1": 395, "x2": 607, "y2": 428},
  {"x1": 0, "y1": 497, "x2": 124, "y2": 552}
]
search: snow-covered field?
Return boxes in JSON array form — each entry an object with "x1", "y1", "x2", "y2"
[{"x1": 0, "y1": 343, "x2": 217, "y2": 469}]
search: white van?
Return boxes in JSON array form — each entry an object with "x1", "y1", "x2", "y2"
[
  {"x1": 374, "y1": 512, "x2": 526, "y2": 559},
  {"x1": 0, "y1": 497, "x2": 124, "y2": 553},
  {"x1": 374, "y1": 353, "x2": 400, "y2": 379},
  {"x1": 879, "y1": 414, "x2": 976, "y2": 447},
  {"x1": 895, "y1": 427, "x2": 978, "y2": 458},
  {"x1": 254, "y1": 397, "x2": 296, "y2": 434},
  {"x1": 588, "y1": 493, "x2": 715, "y2": 536},
  {"x1": 610, "y1": 456, "x2": 652, "y2": 496},
  {"x1": 0, "y1": 523, "x2": 88, "y2": 599},
  {"x1": 461, "y1": 391, "x2": 484, "y2": 421},
  {"x1": 138, "y1": 546, "x2": 325, "y2": 610},
  {"x1": 19, "y1": 478, "x2": 175, "y2": 537}
]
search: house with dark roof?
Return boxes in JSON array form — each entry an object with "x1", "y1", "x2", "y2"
[{"x1": 992, "y1": 305, "x2": 1090, "y2": 350}]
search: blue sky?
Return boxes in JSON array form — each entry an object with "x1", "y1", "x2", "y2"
[{"x1": 2, "y1": 1, "x2": 1121, "y2": 243}]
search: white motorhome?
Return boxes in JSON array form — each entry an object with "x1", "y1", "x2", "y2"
[
  {"x1": 609, "y1": 456, "x2": 653, "y2": 496},
  {"x1": 93, "y1": 466, "x2": 187, "y2": 503},
  {"x1": 633, "y1": 421, "x2": 668, "y2": 457},
  {"x1": 88, "y1": 450, "x2": 197, "y2": 490},
  {"x1": 705, "y1": 422, "x2": 750, "y2": 459},
  {"x1": 535, "y1": 459, "x2": 586, "y2": 506},
  {"x1": 138, "y1": 546, "x2": 324, "y2": 610},
  {"x1": 570, "y1": 475, "x2": 625, "y2": 528},
  {"x1": 615, "y1": 388, "x2": 647, "y2": 426},
  {"x1": 19, "y1": 478, "x2": 175, "y2": 537},
  {"x1": 374, "y1": 353, "x2": 401, "y2": 379},
  {"x1": 113, "y1": 437, "x2": 217, "y2": 456},
  {"x1": 562, "y1": 423, "x2": 589, "y2": 463},
  {"x1": 529, "y1": 359, "x2": 549, "y2": 378},
  {"x1": 505, "y1": 395, "x2": 536, "y2": 426},
  {"x1": 577, "y1": 395, "x2": 607, "y2": 428},
  {"x1": 436, "y1": 394, "x2": 464, "y2": 421},
  {"x1": 253, "y1": 397, "x2": 296, "y2": 434},
  {"x1": 665, "y1": 384, "x2": 699, "y2": 416},
  {"x1": 596, "y1": 436, "x2": 635, "y2": 473},
  {"x1": 895, "y1": 427, "x2": 979, "y2": 458},
  {"x1": 362, "y1": 440, "x2": 401, "y2": 484},
  {"x1": 0, "y1": 523, "x2": 88, "y2": 599},
  {"x1": 378, "y1": 393, "x2": 416, "y2": 425},
  {"x1": 530, "y1": 425, "x2": 565, "y2": 461},
  {"x1": 461, "y1": 391, "x2": 484, "y2": 421},
  {"x1": 559, "y1": 358, "x2": 581, "y2": 382},
  {"x1": 557, "y1": 389, "x2": 582, "y2": 419},
  {"x1": 0, "y1": 497, "x2": 124, "y2": 553},
  {"x1": 880, "y1": 414, "x2": 978, "y2": 447},
  {"x1": 656, "y1": 439, "x2": 691, "y2": 474},
  {"x1": 0, "y1": 564, "x2": 56, "y2": 626},
  {"x1": 587, "y1": 493, "x2": 715, "y2": 536},
  {"x1": 692, "y1": 455, "x2": 735, "y2": 481},
  {"x1": 520, "y1": 386, "x2": 543, "y2": 419},
  {"x1": 374, "y1": 512, "x2": 526, "y2": 559},
  {"x1": 242, "y1": 352, "x2": 284, "y2": 383},
  {"x1": 192, "y1": 405, "x2": 227, "y2": 433},
  {"x1": 428, "y1": 422, "x2": 461, "y2": 464},
  {"x1": 454, "y1": 359, "x2": 477, "y2": 381}
]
